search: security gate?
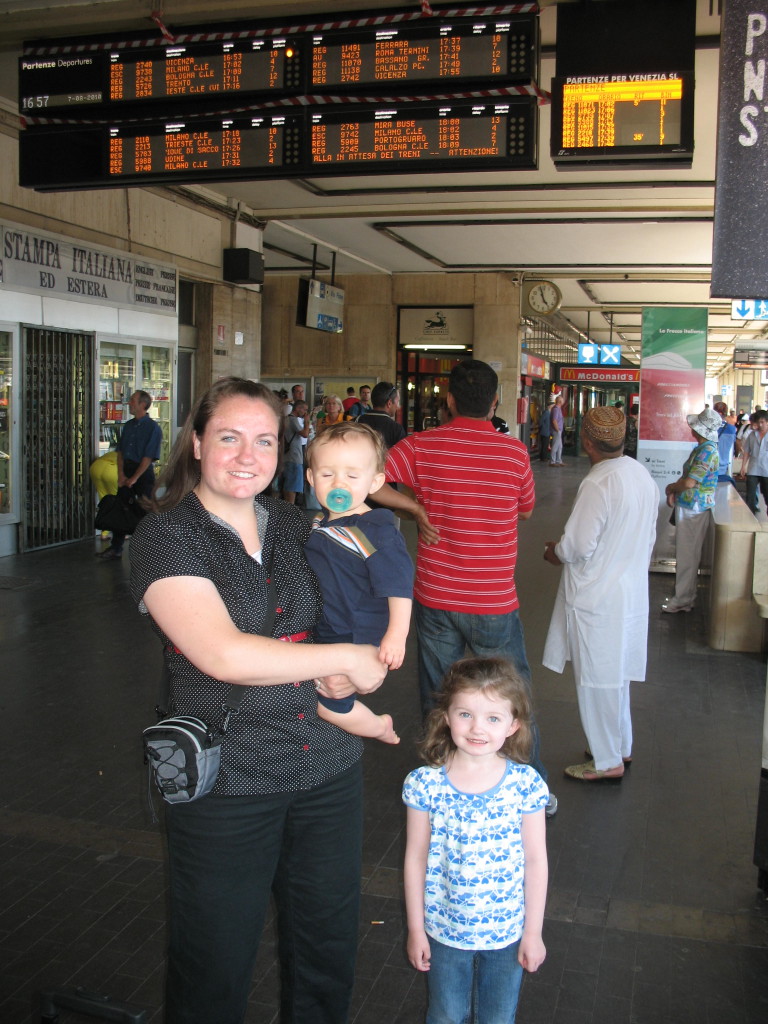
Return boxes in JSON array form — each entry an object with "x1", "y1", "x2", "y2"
[{"x1": 22, "y1": 327, "x2": 94, "y2": 551}]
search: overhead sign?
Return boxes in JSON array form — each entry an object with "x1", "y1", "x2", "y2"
[
  {"x1": 19, "y1": 10, "x2": 538, "y2": 114},
  {"x1": 560, "y1": 367, "x2": 639, "y2": 382},
  {"x1": 20, "y1": 97, "x2": 538, "y2": 190},
  {"x1": 734, "y1": 348, "x2": 768, "y2": 368},
  {"x1": 712, "y1": 0, "x2": 768, "y2": 297},
  {"x1": 731, "y1": 298, "x2": 768, "y2": 319},
  {"x1": 577, "y1": 343, "x2": 622, "y2": 364},
  {"x1": 0, "y1": 219, "x2": 177, "y2": 314}
]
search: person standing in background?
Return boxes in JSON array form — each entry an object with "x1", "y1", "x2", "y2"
[
  {"x1": 346, "y1": 385, "x2": 372, "y2": 420},
  {"x1": 357, "y1": 382, "x2": 406, "y2": 449},
  {"x1": 96, "y1": 390, "x2": 162, "y2": 560},
  {"x1": 663, "y1": 408, "x2": 721, "y2": 613},
  {"x1": 549, "y1": 396, "x2": 564, "y2": 467},
  {"x1": 538, "y1": 399, "x2": 553, "y2": 461},
  {"x1": 282, "y1": 399, "x2": 310, "y2": 504},
  {"x1": 543, "y1": 407, "x2": 657, "y2": 782}
]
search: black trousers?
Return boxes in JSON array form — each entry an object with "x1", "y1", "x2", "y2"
[
  {"x1": 109, "y1": 459, "x2": 153, "y2": 552},
  {"x1": 164, "y1": 762, "x2": 363, "y2": 1024}
]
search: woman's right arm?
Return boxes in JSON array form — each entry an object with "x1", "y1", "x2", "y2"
[{"x1": 143, "y1": 574, "x2": 387, "y2": 693}]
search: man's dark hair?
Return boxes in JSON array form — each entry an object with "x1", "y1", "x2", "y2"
[
  {"x1": 371, "y1": 381, "x2": 396, "y2": 408},
  {"x1": 135, "y1": 390, "x2": 153, "y2": 411},
  {"x1": 346, "y1": 386, "x2": 356, "y2": 396},
  {"x1": 448, "y1": 360, "x2": 498, "y2": 418}
]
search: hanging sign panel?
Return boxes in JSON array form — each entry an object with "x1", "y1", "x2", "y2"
[
  {"x1": 0, "y1": 220, "x2": 177, "y2": 314},
  {"x1": 19, "y1": 6, "x2": 538, "y2": 115},
  {"x1": 711, "y1": 0, "x2": 768, "y2": 297},
  {"x1": 19, "y1": 97, "x2": 537, "y2": 189}
]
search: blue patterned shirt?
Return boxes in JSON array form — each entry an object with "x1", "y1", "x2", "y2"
[
  {"x1": 676, "y1": 440, "x2": 719, "y2": 513},
  {"x1": 403, "y1": 761, "x2": 548, "y2": 949}
]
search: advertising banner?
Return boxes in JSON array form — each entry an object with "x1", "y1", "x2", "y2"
[{"x1": 637, "y1": 306, "x2": 707, "y2": 567}]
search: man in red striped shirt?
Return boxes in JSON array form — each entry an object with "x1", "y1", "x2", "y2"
[{"x1": 372, "y1": 360, "x2": 548, "y2": 787}]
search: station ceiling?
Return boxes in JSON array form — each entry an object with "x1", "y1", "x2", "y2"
[{"x1": 1, "y1": 0, "x2": 758, "y2": 380}]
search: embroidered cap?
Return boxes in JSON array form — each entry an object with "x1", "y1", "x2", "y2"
[{"x1": 583, "y1": 406, "x2": 625, "y2": 444}]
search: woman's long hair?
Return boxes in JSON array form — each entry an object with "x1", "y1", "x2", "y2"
[
  {"x1": 420, "y1": 657, "x2": 533, "y2": 767},
  {"x1": 150, "y1": 377, "x2": 284, "y2": 512}
]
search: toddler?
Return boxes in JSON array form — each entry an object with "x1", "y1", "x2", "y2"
[{"x1": 305, "y1": 422, "x2": 413, "y2": 743}]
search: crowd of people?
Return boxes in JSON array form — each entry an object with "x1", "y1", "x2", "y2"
[{"x1": 110, "y1": 364, "x2": 759, "y2": 1024}]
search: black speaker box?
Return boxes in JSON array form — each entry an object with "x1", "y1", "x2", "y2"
[{"x1": 223, "y1": 248, "x2": 265, "y2": 285}]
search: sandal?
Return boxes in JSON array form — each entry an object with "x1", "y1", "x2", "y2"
[{"x1": 564, "y1": 760, "x2": 624, "y2": 783}]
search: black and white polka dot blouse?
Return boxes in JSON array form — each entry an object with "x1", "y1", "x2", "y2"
[{"x1": 130, "y1": 491, "x2": 362, "y2": 796}]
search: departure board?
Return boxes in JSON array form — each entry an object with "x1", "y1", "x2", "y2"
[
  {"x1": 551, "y1": 72, "x2": 694, "y2": 165},
  {"x1": 19, "y1": 113, "x2": 304, "y2": 189},
  {"x1": 309, "y1": 98, "x2": 536, "y2": 173},
  {"x1": 109, "y1": 42, "x2": 302, "y2": 103},
  {"x1": 311, "y1": 15, "x2": 535, "y2": 89},
  {"x1": 107, "y1": 115, "x2": 303, "y2": 180},
  {"x1": 19, "y1": 41, "x2": 302, "y2": 112},
  {"x1": 20, "y1": 8, "x2": 538, "y2": 114}
]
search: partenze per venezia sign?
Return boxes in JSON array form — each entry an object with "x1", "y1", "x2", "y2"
[{"x1": 0, "y1": 221, "x2": 177, "y2": 316}]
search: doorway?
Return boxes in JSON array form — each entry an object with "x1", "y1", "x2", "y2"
[{"x1": 22, "y1": 327, "x2": 95, "y2": 550}]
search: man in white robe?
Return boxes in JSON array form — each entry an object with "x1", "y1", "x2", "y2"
[{"x1": 542, "y1": 406, "x2": 658, "y2": 782}]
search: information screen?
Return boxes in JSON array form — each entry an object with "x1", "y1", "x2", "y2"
[
  {"x1": 311, "y1": 15, "x2": 535, "y2": 89},
  {"x1": 107, "y1": 115, "x2": 303, "y2": 180},
  {"x1": 551, "y1": 71, "x2": 694, "y2": 164},
  {"x1": 19, "y1": 41, "x2": 302, "y2": 112},
  {"x1": 19, "y1": 10, "x2": 538, "y2": 114},
  {"x1": 109, "y1": 42, "x2": 301, "y2": 102},
  {"x1": 309, "y1": 98, "x2": 536, "y2": 173},
  {"x1": 19, "y1": 113, "x2": 304, "y2": 189}
]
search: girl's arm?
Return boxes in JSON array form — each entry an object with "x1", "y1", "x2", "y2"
[
  {"x1": 379, "y1": 596, "x2": 412, "y2": 668},
  {"x1": 519, "y1": 808, "x2": 548, "y2": 973},
  {"x1": 404, "y1": 805, "x2": 432, "y2": 971},
  {"x1": 142, "y1": 574, "x2": 387, "y2": 694}
]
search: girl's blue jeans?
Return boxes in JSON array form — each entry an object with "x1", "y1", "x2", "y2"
[{"x1": 426, "y1": 936, "x2": 524, "y2": 1024}]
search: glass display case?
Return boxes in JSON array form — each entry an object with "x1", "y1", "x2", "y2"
[
  {"x1": 96, "y1": 339, "x2": 173, "y2": 471},
  {"x1": 141, "y1": 345, "x2": 172, "y2": 467},
  {"x1": 98, "y1": 342, "x2": 135, "y2": 455}
]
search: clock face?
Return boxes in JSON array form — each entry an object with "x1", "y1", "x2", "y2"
[{"x1": 527, "y1": 281, "x2": 561, "y2": 315}]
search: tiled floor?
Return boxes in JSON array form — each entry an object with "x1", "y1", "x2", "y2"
[{"x1": 1, "y1": 454, "x2": 767, "y2": 1023}]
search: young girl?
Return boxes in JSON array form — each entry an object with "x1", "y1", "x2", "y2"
[{"x1": 403, "y1": 657, "x2": 549, "y2": 1024}]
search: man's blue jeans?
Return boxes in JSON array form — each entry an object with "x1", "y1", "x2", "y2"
[
  {"x1": 426, "y1": 936, "x2": 524, "y2": 1024},
  {"x1": 414, "y1": 601, "x2": 546, "y2": 781}
]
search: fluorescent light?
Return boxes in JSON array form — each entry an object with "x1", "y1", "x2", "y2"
[{"x1": 403, "y1": 344, "x2": 468, "y2": 350}]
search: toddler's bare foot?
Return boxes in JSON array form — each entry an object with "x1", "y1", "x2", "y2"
[{"x1": 377, "y1": 714, "x2": 400, "y2": 744}]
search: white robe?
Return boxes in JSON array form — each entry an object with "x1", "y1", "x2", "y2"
[{"x1": 543, "y1": 456, "x2": 658, "y2": 689}]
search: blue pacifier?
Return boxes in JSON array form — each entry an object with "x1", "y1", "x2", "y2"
[{"x1": 327, "y1": 488, "x2": 354, "y2": 513}]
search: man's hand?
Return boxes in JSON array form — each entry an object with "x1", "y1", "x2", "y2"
[
  {"x1": 543, "y1": 541, "x2": 561, "y2": 566},
  {"x1": 412, "y1": 504, "x2": 440, "y2": 546}
]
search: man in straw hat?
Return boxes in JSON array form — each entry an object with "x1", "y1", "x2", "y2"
[
  {"x1": 542, "y1": 406, "x2": 657, "y2": 782},
  {"x1": 663, "y1": 407, "x2": 721, "y2": 613}
]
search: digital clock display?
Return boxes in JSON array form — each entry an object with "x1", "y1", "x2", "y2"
[
  {"x1": 309, "y1": 99, "x2": 536, "y2": 173},
  {"x1": 311, "y1": 16, "x2": 535, "y2": 89},
  {"x1": 20, "y1": 42, "x2": 302, "y2": 113}
]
